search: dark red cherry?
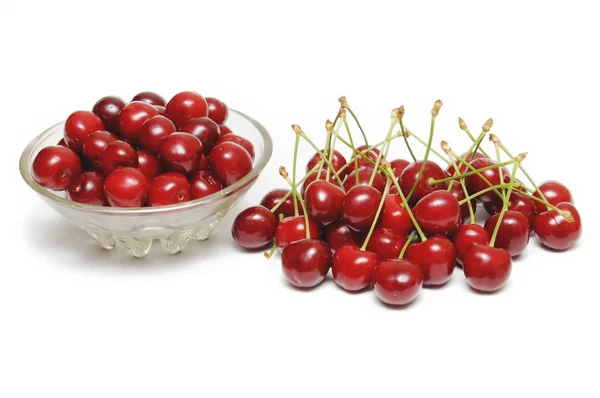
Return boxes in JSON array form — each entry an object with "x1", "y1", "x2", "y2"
[
  {"x1": 373, "y1": 259, "x2": 423, "y2": 306},
  {"x1": 219, "y1": 125, "x2": 233, "y2": 136},
  {"x1": 342, "y1": 185, "x2": 383, "y2": 232},
  {"x1": 132, "y1": 91, "x2": 166, "y2": 107},
  {"x1": 260, "y1": 189, "x2": 302, "y2": 218},
  {"x1": 99, "y1": 140, "x2": 138, "y2": 174},
  {"x1": 332, "y1": 243, "x2": 379, "y2": 291},
  {"x1": 533, "y1": 202, "x2": 582, "y2": 250},
  {"x1": 138, "y1": 115, "x2": 176, "y2": 154},
  {"x1": 206, "y1": 97, "x2": 229, "y2": 124},
  {"x1": 413, "y1": 190, "x2": 461, "y2": 236},
  {"x1": 232, "y1": 206, "x2": 278, "y2": 250},
  {"x1": 380, "y1": 194, "x2": 414, "y2": 237},
  {"x1": 64, "y1": 110, "x2": 105, "y2": 152},
  {"x1": 147, "y1": 172, "x2": 191, "y2": 206},
  {"x1": 389, "y1": 158, "x2": 410, "y2": 175},
  {"x1": 103, "y1": 167, "x2": 148, "y2": 207},
  {"x1": 343, "y1": 166, "x2": 386, "y2": 193},
  {"x1": 365, "y1": 228, "x2": 408, "y2": 260},
  {"x1": 452, "y1": 224, "x2": 490, "y2": 265},
  {"x1": 92, "y1": 96, "x2": 126, "y2": 134},
  {"x1": 532, "y1": 181, "x2": 573, "y2": 214},
  {"x1": 306, "y1": 150, "x2": 348, "y2": 180},
  {"x1": 32, "y1": 146, "x2": 82, "y2": 190},
  {"x1": 118, "y1": 101, "x2": 160, "y2": 145},
  {"x1": 82, "y1": 130, "x2": 117, "y2": 169},
  {"x1": 465, "y1": 158, "x2": 510, "y2": 203},
  {"x1": 197, "y1": 154, "x2": 209, "y2": 171},
  {"x1": 208, "y1": 142, "x2": 253, "y2": 186},
  {"x1": 484, "y1": 210, "x2": 530, "y2": 257},
  {"x1": 215, "y1": 134, "x2": 254, "y2": 160},
  {"x1": 190, "y1": 170, "x2": 223, "y2": 199},
  {"x1": 348, "y1": 145, "x2": 379, "y2": 172},
  {"x1": 158, "y1": 132, "x2": 203, "y2": 175},
  {"x1": 137, "y1": 150, "x2": 163, "y2": 180},
  {"x1": 275, "y1": 216, "x2": 321, "y2": 251},
  {"x1": 68, "y1": 171, "x2": 106, "y2": 205},
  {"x1": 179, "y1": 117, "x2": 220, "y2": 155},
  {"x1": 404, "y1": 235, "x2": 456, "y2": 286},
  {"x1": 445, "y1": 181, "x2": 478, "y2": 222},
  {"x1": 281, "y1": 239, "x2": 332, "y2": 288},
  {"x1": 399, "y1": 160, "x2": 445, "y2": 204},
  {"x1": 463, "y1": 245, "x2": 511, "y2": 292},
  {"x1": 324, "y1": 221, "x2": 361, "y2": 252},
  {"x1": 483, "y1": 192, "x2": 536, "y2": 225},
  {"x1": 165, "y1": 91, "x2": 208, "y2": 127},
  {"x1": 304, "y1": 180, "x2": 345, "y2": 226}
]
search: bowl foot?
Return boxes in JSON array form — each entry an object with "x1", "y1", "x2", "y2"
[{"x1": 160, "y1": 228, "x2": 196, "y2": 254}]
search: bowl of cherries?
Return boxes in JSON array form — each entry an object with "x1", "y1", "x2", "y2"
[{"x1": 20, "y1": 91, "x2": 272, "y2": 257}]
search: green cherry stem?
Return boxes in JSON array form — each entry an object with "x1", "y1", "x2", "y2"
[
  {"x1": 334, "y1": 130, "x2": 402, "y2": 177},
  {"x1": 315, "y1": 123, "x2": 333, "y2": 181},
  {"x1": 369, "y1": 112, "x2": 399, "y2": 186},
  {"x1": 269, "y1": 163, "x2": 321, "y2": 214},
  {"x1": 403, "y1": 128, "x2": 451, "y2": 165},
  {"x1": 448, "y1": 150, "x2": 505, "y2": 200},
  {"x1": 459, "y1": 117, "x2": 491, "y2": 158},
  {"x1": 339, "y1": 96, "x2": 369, "y2": 148},
  {"x1": 340, "y1": 110, "x2": 360, "y2": 186},
  {"x1": 326, "y1": 119, "x2": 342, "y2": 182},
  {"x1": 385, "y1": 165, "x2": 427, "y2": 242},
  {"x1": 397, "y1": 107, "x2": 417, "y2": 162},
  {"x1": 490, "y1": 155, "x2": 524, "y2": 247},
  {"x1": 429, "y1": 158, "x2": 516, "y2": 185},
  {"x1": 263, "y1": 213, "x2": 285, "y2": 259},
  {"x1": 446, "y1": 119, "x2": 491, "y2": 191},
  {"x1": 490, "y1": 134, "x2": 506, "y2": 201},
  {"x1": 291, "y1": 130, "x2": 301, "y2": 216},
  {"x1": 458, "y1": 183, "x2": 509, "y2": 205},
  {"x1": 514, "y1": 189, "x2": 574, "y2": 221},
  {"x1": 399, "y1": 231, "x2": 418, "y2": 259},
  {"x1": 442, "y1": 141, "x2": 475, "y2": 224},
  {"x1": 360, "y1": 179, "x2": 392, "y2": 251},
  {"x1": 280, "y1": 166, "x2": 311, "y2": 238}
]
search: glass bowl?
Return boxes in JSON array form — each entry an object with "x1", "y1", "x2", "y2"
[{"x1": 19, "y1": 109, "x2": 272, "y2": 257}]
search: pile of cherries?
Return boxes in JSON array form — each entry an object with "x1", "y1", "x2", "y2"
[
  {"x1": 32, "y1": 91, "x2": 255, "y2": 207},
  {"x1": 232, "y1": 98, "x2": 582, "y2": 306}
]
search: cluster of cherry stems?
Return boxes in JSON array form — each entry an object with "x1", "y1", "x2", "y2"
[{"x1": 232, "y1": 97, "x2": 582, "y2": 306}]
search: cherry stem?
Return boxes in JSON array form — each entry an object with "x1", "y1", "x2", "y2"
[
  {"x1": 516, "y1": 190, "x2": 573, "y2": 220},
  {"x1": 263, "y1": 240, "x2": 277, "y2": 259},
  {"x1": 398, "y1": 117, "x2": 417, "y2": 162},
  {"x1": 334, "y1": 130, "x2": 402, "y2": 176},
  {"x1": 280, "y1": 166, "x2": 311, "y2": 239},
  {"x1": 385, "y1": 166, "x2": 427, "y2": 242},
  {"x1": 342, "y1": 115, "x2": 361, "y2": 186},
  {"x1": 429, "y1": 159, "x2": 515, "y2": 186},
  {"x1": 447, "y1": 127, "x2": 487, "y2": 191},
  {"x1": 269, "y1": 163, "x2": 320, "y2": 214},
  {"x1": 369, "y1": 118, "x2": 398, "y2": 186},
  {"x1": 360, "y1": 179, "x2": 392, "y2": 251},
  {"x1": 458, "y1": 183, "x2": 509, "y2": 204},
  {"x1": 326, "y1": 120, "x2": 342, "y2": 182},
  {"x1": 490, "y1": 162, "x2": 520, "y2": 247},
  {"x1": 404, "y1": 128, "x2": 451, "y2": 165},
  {"x1": 459, "y1": 118, "x2": 491, "y2": 158},
  {"x1": 291, "y1": 133, "x2": 301, "y2": 216},
  {"x1": 340, "y1": 97, "x2": 369, "y2": 147},
  {"x1": 492, "y1": 139, "x2": 506, "y2": 201},
  {"x1": 448, "y1": 150, "x2": 505, "y2": 200},
  {"x1": 316, "y1": 128, "x2": 333, "y2": 181},
  {"x1": 445, "y1": 150, "x2": 475, "y2": 224},
  {"x1": 399, "y1": 231, "x2": 417, "y2": 259}
]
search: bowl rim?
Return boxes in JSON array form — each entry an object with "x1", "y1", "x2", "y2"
[{"x1": 19, "y1": 108, "x2": 273, "y2": 215}]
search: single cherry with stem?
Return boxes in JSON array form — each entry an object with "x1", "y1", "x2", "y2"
[
  {"x1": 532, "y1": 180, "x2": 573, "y2": 214},
  {"x1": 533, "y1": 202, "x2": 582, "y2": 250},
  {"x1": 232, "y1": 205, "x2": 278, "y2": 250}
]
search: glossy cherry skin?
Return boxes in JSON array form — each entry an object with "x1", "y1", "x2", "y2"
[
  {"x1": 103, "y1": 167, "x2": 148, "y2": 207},
  {"x1": 64, "y1": 110, "x2": 105, "y2": 152},
  {"x1": 232, "y1": 206, "x2": 278, "y2": 250},
  {"x1": 165, "y1": 91, "x2": 208, "y2": 127},
  {"x1": 324, "y1": 221, "x2": 361, "y2": 252},
  {"x1": 190, "y1": 170, "x2": 223, "y2": 199},
  {"x1": 306, "y1": 150, "x2": 348, "y2": 180},
  {"x1": 348, "y1": 145, "x2": 379, "y2": 173},
  {"x1": 206, "y1": 97, "x2": 229, "y2": 124},
  {"x1": 465, "y1": 158, "x2": 510, "y2": 203},
  {"x1": 208, "y1": 142, "x2": 253, "y2": 186},
  {"x1": 304, "y1": 180, "x2": 345, "y2": 226},
  {"x1": 533, "y1": 202, "x2": 582, "y2": 250},
  {"x1": 483, "y1": 192, "x2": 536, "y2": 225},
  {"x1": 118, "y1": 101, "x2": 160, "y2": 144},
  {"x1": 484, "y1": 210, "x2": 530, "y2": 256},
  {"x1": 215, "y1": 134, "x2": 255, "y2": 160},
  {"x1": 158, "y1": 132, "x2": 203, "y2": 175},
  {"x1": 275, "y1": 216, "x2": 321, "y2": 251},
  {"x1": 179, "y1": 117, "x2": 220, "y2": 155},
  {"x1": 373, "y1": 259, "x2": 423, "y2": 306},
  {"x1": 99, "y1": 140, "x2": 138, "y2": 174},
  {"x1": 219, "y1": 125, "x2": 233, "y2": 136},
  {"x1": 342, "y1": 185, "x2": 383, "y2": 232},
  {"x1": 137, "y1": 150, "x2": 163, "y2": 180},
  {"x1": 463, "y1": 245, "x2": 512, "y2": 292},
  {"x1": 405, "y1": 235, "x2": 456, "y2": 286},
  {"x1": 260, "y1": 189, "x2": 302, "y2": 218},
  {"x1": 147, "y1": 172, "x2": 191, "y2": 206},
  {"x1": 532, "y1": 181, "x2": 573, "y2": 214},
  {"x1": 413, "y1": 190, "x2": 461, "y2": 236},
  {"x1": 445, "y1": 181, "x2": 477, "y2": 222},
  {"x1": 132, "y1": 91, "x2": 166, "y2": 107},
  {"x1": 282, "y1": 239, "x2": 332, "y2": 288},
  {"x1": 68, "y1": 171, "x2": 106, "y2": 205},
  {"x1": 452, "y1": 224, "x2": 490, "y2": 265},
  {"x1": 32, "y1": 146, "x2": 82, "y2": 190},
  {"x1": 365, "y1": 228, "x2": 408, "y2": 260},
  {"x1": 197, "y1": 154, "x2": 209, "y2": 171},
  {"x1": 389, "y1": 159, "x2": 410, "y2": 176},
  {"x1": 380, "y1": 194, "x2": 414, "y2": 237},
  {"x1": 332, "y1": 244, "x2": 379, "y2": 291},
  {"x1": 82, "y1": 130, "x2": 117, "y2": 169},
  {"x1": 399, "y1": 160, "x2": 445, "y2": 204},
  {"x1": 343, "y1": 166, "x2": 386, "y2": 193},
  {"x1": 92, "y1": 96, "x2": 126, "y2": 134},
  {"x1": 138, "y1": 115, "x2": 176, "y2": 154}
]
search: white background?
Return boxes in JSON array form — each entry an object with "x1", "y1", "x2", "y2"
[{"x1": 1, "y1": 1, "x2": 599, "y2": 397}]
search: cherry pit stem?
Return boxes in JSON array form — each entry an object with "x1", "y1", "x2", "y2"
[
  {"x1": 339, "y1": 96, "x2": 369, "y2": 148},
  {"x1": 398, "y1": 107, "x2": 417, "y2": 162}
]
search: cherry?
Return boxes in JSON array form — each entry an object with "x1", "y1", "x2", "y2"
[
  {"x1": 452, "y1": 224, "x2": 490, "y2": 265},
  {"x1": 445, "y1": 151, "x2": 485, "y2": 175},
  {"x1": 332, "y1": 243, "x2": 379, "y2": 291},
  {"x1": 165, "y1": 91, "x2": 208, "y2": 127},
  {"x1": 232, "y1": 206, "x2": 278, "y2": 250},
  {"x1": 465, "y1": 158, "x2": 510, "y2": 203},
  {"x1": 306, "y1": 150, "x2": 348, "y2": 180},
  {"x1": 219, "y1": 125, "x2": 233, "y2": 136},
  {"x1": 324, "y1": 221, "x2": 361, "y2": 252},
  {"x1": 132, "y1": 91, "x2": 166, "y2": 107},
  {"x1": 399, "y1": 160, "x2": 445, "y2": 204},
  {"x1": 137, "y1": 150, "x2": 163, "y2": 179},
  {"x1": 206, "y1": 97, "x2": 229, "y2": 124},
  {"x1": 158, "y1": 132, "x2": 203, "y2": 175},
  {"x1": 208, "y1": 141, "x2": 253, "y2": 186},
  {"x1": 281, "y1": 239, "x2": 332, "y2": 288},
  {"x1": 82, "y1": 130, "x2": 117, "y2": 169},
  {"x1": 348, "y1": 145, "x2": 379, "y2": 172},
  {"x1": 260, "y1": 189, "x2": 302, "y2": 218},
  {"x1": 118, "y1": 101, "x2": 160, "y2": 144},
  {"x1": 413, "y1": 190, "x2": 461, "y2": 236},
  {"x1": 64, "y1": 110, "x2": 104, "y2": 152},
  {"x1": 342, "y1": 185, "x2": 383, "y2": 231},
  {"x1": 99, "y1": 140, "x2": 138, "y2": 174},
  {"x1": 215, "y1": 134, "x2": 255, "y2": 160},
  {"x1": 32, "y1": 146, "x2": 82, "y2": 190},
  {"x1": 103, "y1": 167, "x2": 148, "y2": 207},
  {"x1": 379, "y1": 194, "x2": 414, "y2": 237},
  {"x1": 180, "y1": 117, "x2": 221, "y2": 155},
  {"x1": 533, "y1": 202, "x2": 582, "y2": 250},
  {"x1": 445, "y1": 183, "x2": 477, "y2": 223},
  {"x1": 484, "y1": 210, "x2": 530, "y2": 257},
  {"x1": 68, "y1": 171, "x2": 106, "y2": 205},
  {"x1": 138, "y1": 115, "x2": 176, "y2": 154},
  {"x1": 483, "y1": 191, "x2": 535, "y2": 225},
  {"x1": 373, "y1": 259, "x2": 423, "y2": 306},
  {"x1": 532, "y1": 181, "x2": 573, "y2": 214},
  {"x1": 190, "y1": 170, "x2": 223, "y2": 199},
  {"x1": 197, "y1": 154, "x2": 209, "y2": 171},
  {"x1": 343, "y1": 166, "x2": 386, "y2": 193},
  {"x1": 146, "y1": 172, "x2": 191, "y2": 206},
  {"x1": 92, "y1": 96, "x2": 126, "y2": 134},
  {"x1": 275, "y1": 216, "x2": 321, "y2": 251},
  {"x1": 404, "y1": 235, "x2": 456, "y2": 286},
  {"x1": 304, "y1": 180, "x2": 345, "y2": 226},
  {"x1": 365, "y1": 228, "x2": 407, "y2": 260},
  {"x1": 463, "y1": 245, "x2": 511, "y2": 292},
  {"x1": 389, "y1": 158, "x2": 410, "y2": 175}
]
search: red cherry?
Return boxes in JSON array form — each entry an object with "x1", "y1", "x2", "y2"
[
  {"x1": 82, "y1": 130, "x2": 117, "y2": 169},
  {"x1": 365, "y1": 228, "x2": 407, "y2": 260},
  {"x1": 348, "y1": 145, "x2": 379, "y2": 173},
  {"x1": 92, "y1": 96, "x2": 126, "y2": 134},
  {"x1": 208, "y1": 142, "x2": 253, "y2": 186},
  {"x1": 373, "y1": 259, "x2": 423, "y2": 306},
  {"x1": 165, "y1": 91, "x2": 208, "y2": 127},
  {"x1": 399, "y1": 160, "x2": 445, "y2": 204},
  {"x1": 103, "y1": 167, "x2": 148, "y2": 207},
  {"x1": 190, "y1": 170, "x2": 223, "y2": 199},
  {"x1": 206, "y1": 97, "x2": 229, "y2": 124},
  {"x1": 64, "y1": 110, "x2": 105, "y2": 152},
  {"x1": 465, "y1": 158, "x2": 510, "y2": 203},
  {"x1": 306, "y1": 150, "x2": 348, "y2": 180},
  {"x1": 197, "y1": 154, "x2": 209, "y2": 171},
  {"x1": 147, "y1": 172, "x2": 191, "y2": 206},
  {"x1": 118, "y1": 101, "x2": 160, "y2": 144},
  {"x1": 304, "y1": 180, "x2": 345, "y2": 226},
  {"x1": 137, "y1": 150, "x2": 163, "y2": 180},
  {"x1": 324, "y1": 221, "x2": 361, "y2": 252},
  {"x1": 389, "y1": 158, "x2": 410, "y2": 175},
  {"x1": 343, "y1": 166, "x2": 386, "y2": 193},
  {"x1": 533, "y1": 202, "x2": 582, "y2": 250},
  {"x1": 380, "y1": 194, "x2": 414, "y2": 237},
  {"x1": 68, "y1": 171, "x2": 106, "y2": 205},
  {"x1": 260, "y1": 189, "x2": 303, "y2": 218},
  {"x1": 158, "y1": 132, "x2": 203, "y2": 175},
  {"x1": 413, "y1": 190, "x2": 461, "y2": 236},
  {"x1": 219, "y1": 125, "x2": 233, "y2": 136},
  {"x1": 342, "y1": 185, "x2": 383, "y2": 232},
  {"x1": 32, "y1": 146, "x2": 82, "y2": 190},
  {"x1": 484, "y1": 210, "x2": 530, "y2": 257},
  {"x1": 232, "y1": 206, "x2": 278, "y2": 250},
  {"x1": 404, "y1": 235, "x2": 456, "y2": 286},
  {"x1": 180, "y1": 117, "x2": 221, "y2": 154},
  {"x1": 275, "y1": 216, "x2": 321, "y2": 251},
  {"x1": 483, "y1": 192, "x2": 536, "y2": 225},
  {"x1": 281, "y1": 239, "x2": 332, "y2": 288},
  {"x1": 463, "y1": 245, "x2": 511, "y2": 292},
  {"x1": 452, "y1": 224, "x2": 490, "y2": 265},
  {"x1": 99, "y1": 140, "x2": 138, "y2": 174},
  {"x1": 132, "y1": 91, "x2": 166, "y2": 107},
  {"x1": 215, "y1": 134, "x2": 255, "y2": 160},
  {"x1": 445, "y1": 181, "x2": 478, "y2": 222},
  {"x1": 332, "y1": 243, "x2": 379, "y2": 291},
  {"x1": 138, "y1": 115, "x2": 176, "y2": 154},
  {"x1": 532, "y1": 181, "x2": 573, "y2": 214}
]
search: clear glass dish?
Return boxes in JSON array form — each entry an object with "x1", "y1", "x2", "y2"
[{"x1": 19, "y1": 109, "x2": 272, "y2": 257}]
